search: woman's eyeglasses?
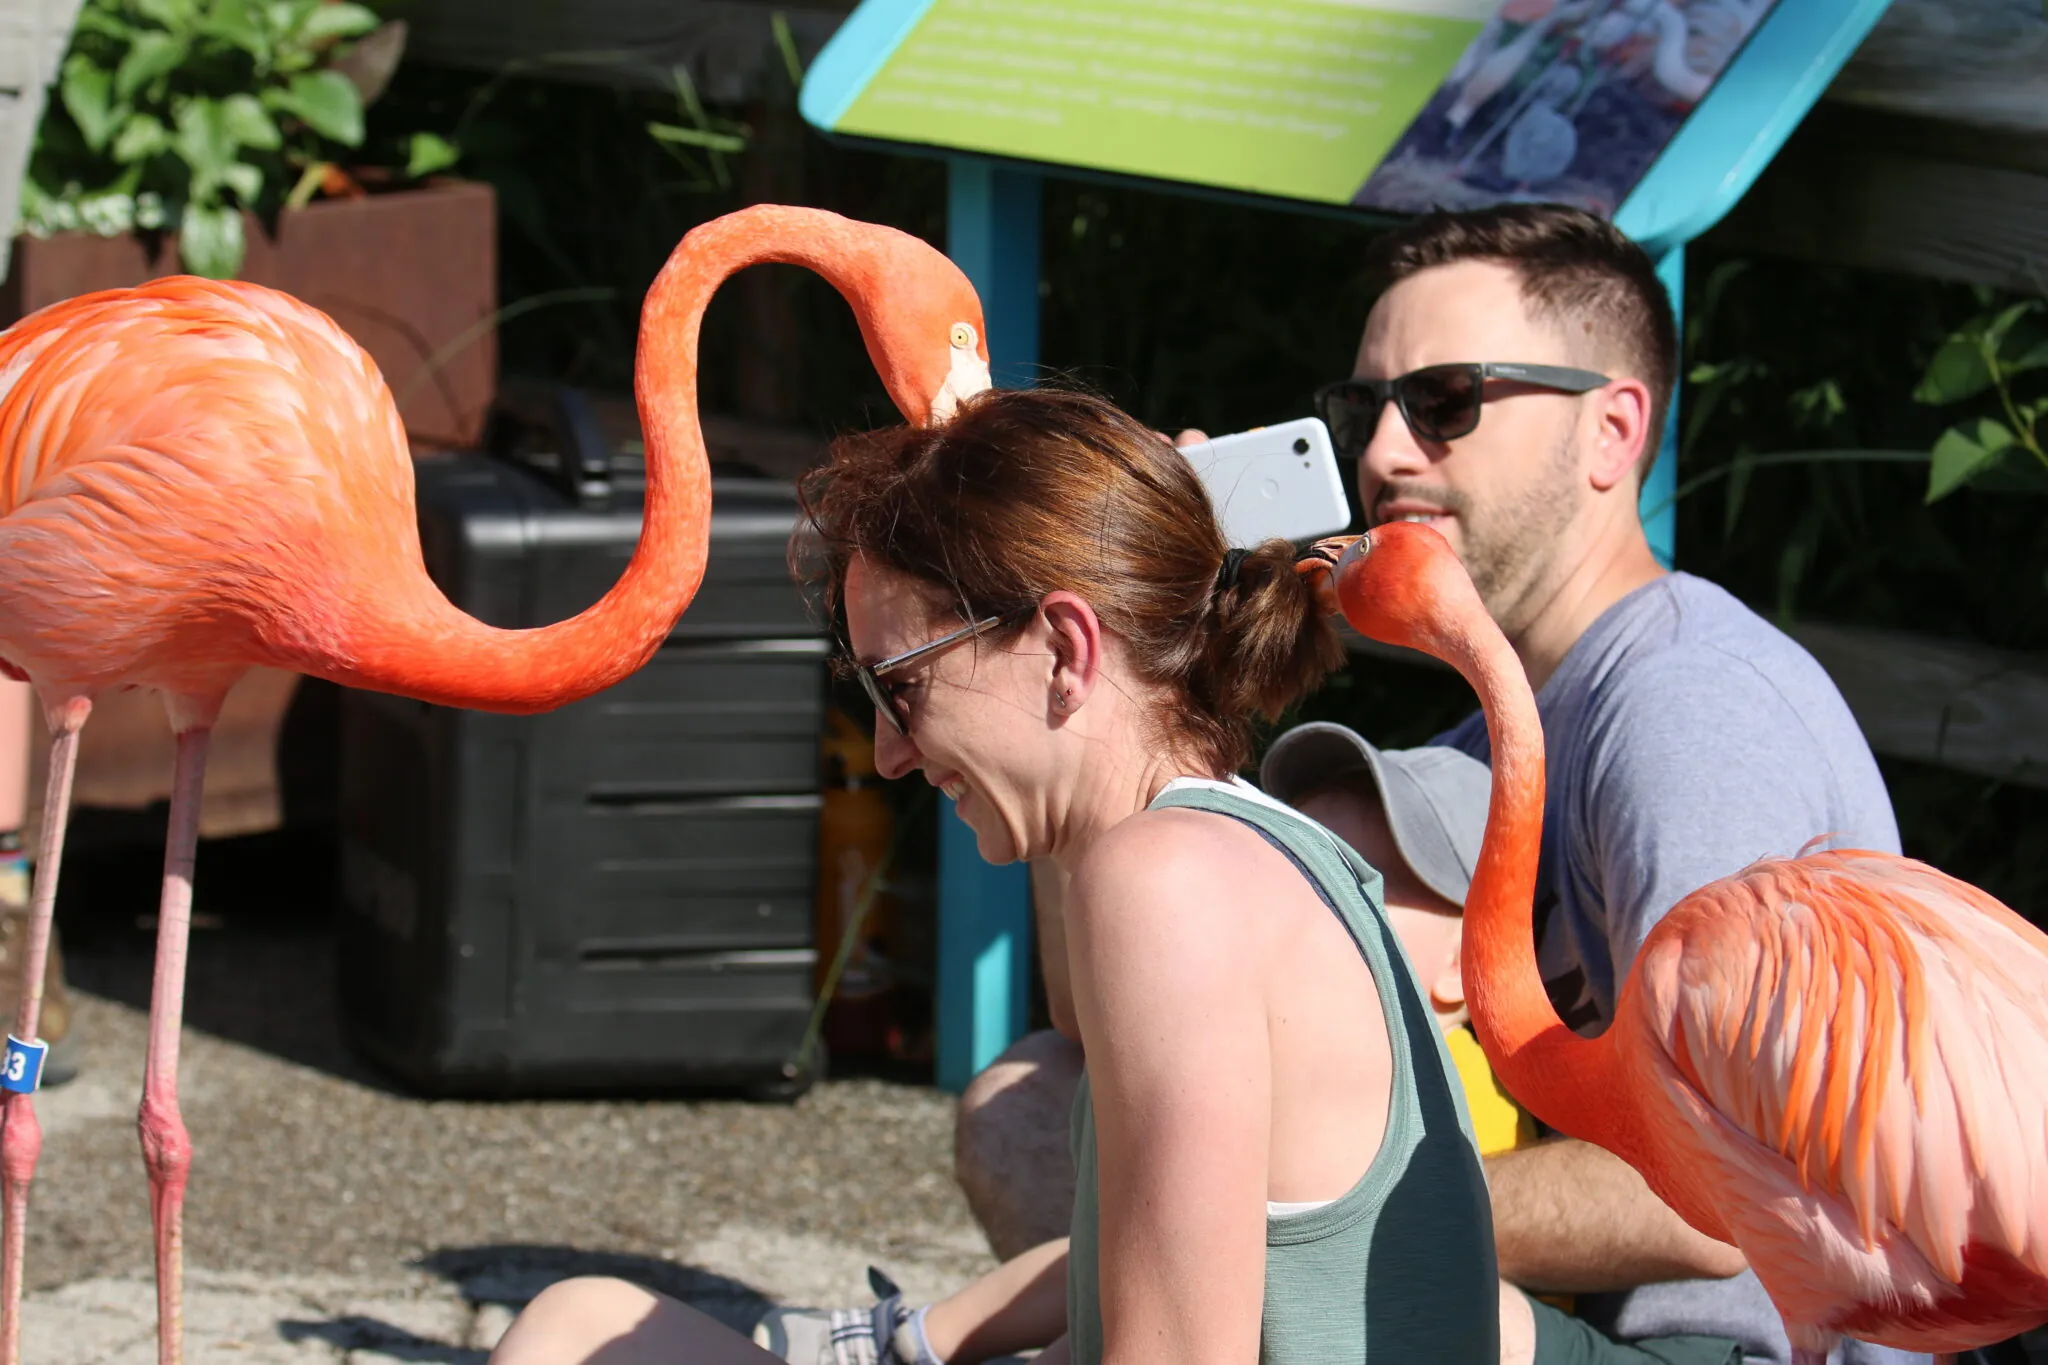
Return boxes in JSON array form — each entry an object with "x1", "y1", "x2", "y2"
[
  {"x1": 850, "y1": 612, "x2": 1014, "y2": 737},
  {"x1": 1313, "y1": 362, "x2": 1609, "y2": 455}
]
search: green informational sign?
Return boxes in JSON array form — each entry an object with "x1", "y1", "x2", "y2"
[{"x1": 834, "y1": 0, "x2": 1491, "y2": 206}]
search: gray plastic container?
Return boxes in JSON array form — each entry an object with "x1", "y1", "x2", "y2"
[{"x1": 337, "y1": 388, "x2": 829, "y2": 1097}]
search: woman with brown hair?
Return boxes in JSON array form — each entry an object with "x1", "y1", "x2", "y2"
[{"x1": 487, "y1": 387, "x2": 1499, "y2": 1365}]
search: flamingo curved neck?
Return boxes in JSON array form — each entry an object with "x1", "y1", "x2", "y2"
[
  {"x1": 329, "y1": 211, "x2": 874, "y2": 714},
  {"x1": 1451, "y1": 611, "x2": 1641, "y2": 1160}
]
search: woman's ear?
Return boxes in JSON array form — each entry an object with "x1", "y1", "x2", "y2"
[
  {"x1": 1040, "y1": 591, "x2": 1104, "y2": 715},
  {"x1": 1431, "y1": 934, "x2": 1467, "y2": 1016}
]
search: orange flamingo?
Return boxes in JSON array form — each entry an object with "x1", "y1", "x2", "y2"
[
  {"x1": 0, "y1": 204, "x2": 989, "y2": 1365},
  {"x1": 1306, "y1": 523, "x2": 2048, "y2": 1362}
]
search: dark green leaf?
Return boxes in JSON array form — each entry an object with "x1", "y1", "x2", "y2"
[
  {"x1": 75, "y1": 9, "x2": 139, "y2": 40},
  {"x1": 771, "y1": 11, "x2": 806, "y2": 88},
  {"x1": 1789, "y1": 378, "x2": 1846, "y2": 432},
  {"x1": 1915, "y1": 332, "x2": 1995, "y2": 406},
  {"x1": 646, "y1": 122, "x2": 749, "y2": 154},
  {"x1": 133, "y1": 0, "x2": 196, "y2": 29},
  {"x1": 271, "y1": 71, "x2": 364, "y2": 145},
  {"x1": 297, "y1": 2, "x2": 380, "y2": 43},
  {"x1": 220, "y1": 94, "x2": 282, "y2": 150},
  {"x1": 199, "y1": 0, "x2": 270, "y2": 59},
  {"x1": 174, "y1": 98, "x2": 239, "y2": 179},
  {"x1": 111, "y1": 114, "x2": 173, "y2": 163},
  {"x1": 178, "y1": 202, "x2": 246, "y2": 278},
  {"x1": 115, "y1": 32, "x2": 189, "y2": 100},
  {"x1": 1925, "y1": 418, "x2": 2017, "y2": 503},
  {"x1": 60, "y1": 57, "x2": 121, "y2": 153},
  {"x1": 1961, "y1": 453, "x2": 2048, "y2": 495},
  {"x1": 1984, "y1": 300, "x2": 2040, "y2": 352},
  {"x1": 221, "y1": 161, "x2": 263, "y2": 203},
  {"x1": 269, "y1": 0, "x2": 320, "y2": 34},
  {"x1": 405, "y1": 132, "x2": 461, "y2": 179}
]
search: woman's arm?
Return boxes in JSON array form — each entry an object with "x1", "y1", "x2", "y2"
[{"x1": 1065, "y1": 812, "x2": 1273, "y2": 1365}]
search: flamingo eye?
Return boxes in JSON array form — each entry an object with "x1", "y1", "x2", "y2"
[{"x1": 949, "y1": 322, "x2": 976, "y2": 350}]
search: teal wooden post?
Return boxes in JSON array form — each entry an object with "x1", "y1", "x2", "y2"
[
  {"x1": 935, "y1": 158, "x2": 1041, "y2": 1093},
  {"x1": 1641, "y1": 245, "x2": 1683, "y2": 569}
]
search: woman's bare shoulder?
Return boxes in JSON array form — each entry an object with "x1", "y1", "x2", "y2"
[{"x1": 1066, "y1": 805, "x2": 1293, "y2": 950}]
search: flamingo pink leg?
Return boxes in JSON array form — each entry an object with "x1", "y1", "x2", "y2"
[
  {"x1": 0, "y1": 695, "x2": 91, "y2": 1365},
  {"x1": 140, "y1": 724, "x2": 211, "y2": 1365}
]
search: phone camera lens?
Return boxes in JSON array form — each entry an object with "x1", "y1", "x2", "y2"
[{"x1": 1292, "y1": 438, "x2": 1310, "y2": 454}]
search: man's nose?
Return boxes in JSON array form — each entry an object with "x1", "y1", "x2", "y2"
[
  {"x1": 1358, "y1": 399, "x2": 1428, "y2": 502},
  {"x1": 873, "y1": 719, "x2": 919, "y2": 780}
]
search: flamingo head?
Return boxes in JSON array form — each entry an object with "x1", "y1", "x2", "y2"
[
  {"x1": 1297, "y1": 521, "x2": 1491, "y2": 662},
  {"x1": 848, "y1": 228, "x2": 991, "y2": 428}
]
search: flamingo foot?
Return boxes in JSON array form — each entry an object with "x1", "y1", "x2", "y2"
[
  {"x1": 0, "y1": 698, "x2": 88, "y2": 1365},
  {"x1": 139, "y1": 721, "x2": 211, "y2": 1365}
]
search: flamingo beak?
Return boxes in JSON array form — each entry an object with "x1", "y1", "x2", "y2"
[
  {"x1": 1295, "y1": 534, "x2": 1365, "y2": 617},
  {"x1": 930, "y1": 342, "x2": 992, "y2": 426}
]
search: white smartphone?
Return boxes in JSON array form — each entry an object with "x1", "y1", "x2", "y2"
[{"x1": 1177, "y1": 416, "x2": 1352, "y2": 549}]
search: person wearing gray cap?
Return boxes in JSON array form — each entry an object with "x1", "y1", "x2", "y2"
[{"x1": 1261, "y1": 722, "x2": 1488, "y2": 912}]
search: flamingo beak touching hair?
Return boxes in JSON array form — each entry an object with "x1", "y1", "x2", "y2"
[{"x1": 1295, "y1": 535, "x2": 1362, "y2": 618}]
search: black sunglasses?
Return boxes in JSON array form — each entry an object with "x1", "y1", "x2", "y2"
[
  {"x1": 1313, "y1": 362, "x2": 1609, "y2": 454},
  {"x1": 849, "y1": 612, "x2": 1016, "y2": 738}
]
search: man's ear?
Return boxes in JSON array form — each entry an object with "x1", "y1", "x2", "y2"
[
  {"x1": 1586, "y1": 376, "x2": 1655, "y2": 494},
  {"x1": 1041, "y1": 591, "x2": 1104, "y2": 712}
]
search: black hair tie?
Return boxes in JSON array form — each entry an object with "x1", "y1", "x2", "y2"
[{"x1": 1214, "y1": 547, "x2": 1250, "y2": 596}]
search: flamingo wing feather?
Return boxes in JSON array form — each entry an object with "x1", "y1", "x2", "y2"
[{"x1": 1630, "y1": 851, "x2": 2048, "y2": 1298}]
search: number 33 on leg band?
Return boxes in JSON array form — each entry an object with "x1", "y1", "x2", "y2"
[{"x1": 2, "y1": 1036, "x2": 48, "y2": 1094}]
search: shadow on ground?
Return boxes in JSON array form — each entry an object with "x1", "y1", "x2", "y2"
[
  {"x1": 274, "y1": 1245, "x2": 775, "y2": 1363},
  {"x1": 418, "y1": 1244, "x2": 775, "y2": 1329},
  {"x1": 277, "y1": 1315, "x2": 487, "y2": 1365}
]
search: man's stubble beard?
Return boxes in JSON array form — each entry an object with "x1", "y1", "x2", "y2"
[{"x1": 1461, "y1": 430, "x2": 1582, "y2": 638}]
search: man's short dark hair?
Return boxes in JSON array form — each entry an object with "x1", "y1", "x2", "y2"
[{"x1": 1364, "y1": 204, "x2": 1678, "y2": 477}]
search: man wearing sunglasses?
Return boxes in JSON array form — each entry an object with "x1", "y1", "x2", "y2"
[
  {"x1": 946, "y1": 205, "x2": 1915, "y2": 1365},
  {"x1": 1292, "y1": 205, "x2": 1914, "y2": 1365}
]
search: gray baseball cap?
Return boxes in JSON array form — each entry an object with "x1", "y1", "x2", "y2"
[{"x1": 1259, "y1": 722, "x2": 1491, "y2": 907}]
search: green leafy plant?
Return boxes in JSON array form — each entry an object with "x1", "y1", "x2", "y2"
[
  {"x1": 18, "y1": 0, "x2": 457, "y2": 279},
  {"x1": 1914, "y1": 297, "x2": 2048, "y2": 502}
]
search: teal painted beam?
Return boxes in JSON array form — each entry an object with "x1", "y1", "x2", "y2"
[
  {"x1": 934, "y1": 157, "x2": 1041, "y2": 1093},
  {"x1": 1641, "y1": 246, "x2": 1683, "y2": 570}
]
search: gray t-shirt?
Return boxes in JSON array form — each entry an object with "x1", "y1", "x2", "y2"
[{"x1": 1435, "y1": 571, "x2": 1925, "y2": 1365}]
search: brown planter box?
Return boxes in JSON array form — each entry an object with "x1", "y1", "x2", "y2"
[
  {"x1": 3, "y1": 180, "x2": 498, "y2": 842},
  {"x1": 1, "y1": 179, "x2": 497, "y2": 450}
]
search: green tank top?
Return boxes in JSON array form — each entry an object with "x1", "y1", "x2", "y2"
[{"x1": 1065, "y1": 778, "x2": 1500, "y2": 1364}]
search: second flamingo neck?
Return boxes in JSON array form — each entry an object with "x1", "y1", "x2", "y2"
[{"x1": 1456, "y1": 620, "x2": 1639, "y2": 1158}]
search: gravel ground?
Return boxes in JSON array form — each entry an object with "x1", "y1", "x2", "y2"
[{"x1": 19, "y1": 916, "x2": 995, "y2": 1345}]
